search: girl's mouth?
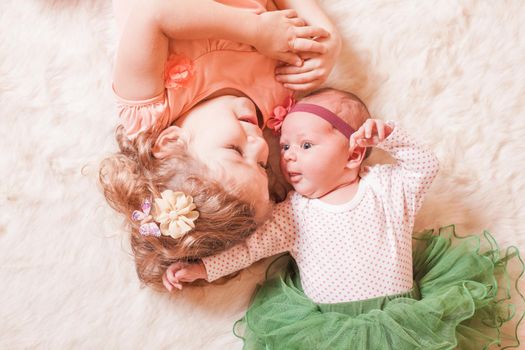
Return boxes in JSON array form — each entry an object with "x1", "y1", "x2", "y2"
[{"x1": 239, "y1": 115, "x2": 258, "y2": 126}]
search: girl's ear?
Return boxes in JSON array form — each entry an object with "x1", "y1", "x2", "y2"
[
  {"x1": 346, "y1": 145, "x2": 367, "y2": 170},
  {"x1": 152, "y1": 126, "x2": 187, "y2": 159}
]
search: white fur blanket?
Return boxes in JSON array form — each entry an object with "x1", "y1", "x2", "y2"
[{"x1": 1, "y1": 1, "x2": 524, "y2": 348}]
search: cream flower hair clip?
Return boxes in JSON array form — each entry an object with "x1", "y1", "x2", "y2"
[
  {"x1": 152, "y1": 190, "x2": 199, "y2": 239},
  {"x1": 132, "y1": 190, "x2": 199, "y2": 239}
]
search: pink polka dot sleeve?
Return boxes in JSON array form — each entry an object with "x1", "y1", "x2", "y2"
[
  {"x1": 202, "y1": 198, "x2": 298, "y2": 282},
  {"x1": 375, "y1": 123, "x2": 440, "y2": 220}
]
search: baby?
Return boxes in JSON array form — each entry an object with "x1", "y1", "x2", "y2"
[
  {"x1": 163, "y1": 88, "x2": 439, "y2": 303},
  {"x1": 163, "y1": 88, "x2": 521, "y2": 349}
]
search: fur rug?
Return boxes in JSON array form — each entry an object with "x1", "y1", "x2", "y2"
[{"x1": 1, "y1": 0, "x2": 524, "y2": 348}]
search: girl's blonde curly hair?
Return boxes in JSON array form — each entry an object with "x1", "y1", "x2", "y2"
[{"x1": 99, "y1": 126, "x2": 258, "y2": 291}]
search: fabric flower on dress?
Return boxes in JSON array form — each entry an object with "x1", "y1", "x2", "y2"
[
  {"x1": 153, "y1": 190, "x2": 199, "y2": 239},
  {"x1": 164, "y1": 54, "x2": 195, "y2": 89},
  {"x1": 266, "y1": 96, "x2": 295, "y2": 134}
]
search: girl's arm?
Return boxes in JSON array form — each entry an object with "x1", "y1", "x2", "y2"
[
  {"x1": 115, "y1": 0, "x2": 260, "y2": 100},
  {"x1": 162, "y1": 197, "x2": 299, "y2": 291},
  {"x1": 114, "y1": 0, "x2": 329, "y2": 100}
]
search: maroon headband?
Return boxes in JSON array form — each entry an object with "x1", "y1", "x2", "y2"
[{"x1": 288, "y1": 103, "x2": 355, "y2": 139}]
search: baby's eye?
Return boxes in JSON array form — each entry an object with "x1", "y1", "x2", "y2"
[
  {"x1": 302, "y1": 142, "x2": 313, "y2": 150},
  {"x1": 281, "y1": 144, "x2": 290, "y2": 151}
]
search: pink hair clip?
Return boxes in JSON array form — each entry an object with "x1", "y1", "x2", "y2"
[
  {"x1": 131, "y1": 199, "x2": 161, "y2": 237},
  {"x1": 266, "y1": 96, "x2": 295, "y2": 134}
]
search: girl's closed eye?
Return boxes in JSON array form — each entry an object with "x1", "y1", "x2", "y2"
[
  {"x1": 227, "y1": 144, "x2": 267, "y2": 169},
  {"x1": 258, "y1": 161, "x2": 269, "y2": 170},
  {"x1": 226, "y1": 144, "x2": 243, "y2": 156}
]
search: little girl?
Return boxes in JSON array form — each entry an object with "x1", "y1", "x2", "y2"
[
  {"x1": 164, "y1": 89, "x2": 524, "y2": 349},
  {"x1": 99, "y1": 0, "x2": 341, "y2": 289}
]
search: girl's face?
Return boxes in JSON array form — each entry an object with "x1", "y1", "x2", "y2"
[
  {"x1": 177, "y1": 95, "x2": 270, "y2": 219},
  {"x1": 279, "y1": 112, "x2": 351, "y2": 199}
]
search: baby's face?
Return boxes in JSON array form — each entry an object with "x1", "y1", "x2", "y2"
[
  {"x1": 177, "y1": 95, "x2": 270, "y2": 219},
  {"x1": 279, "y1": 112, "x2": 351, "y2": 199}
]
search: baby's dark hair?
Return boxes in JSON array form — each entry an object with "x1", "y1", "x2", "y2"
[
  {"x1": 301, "y1": 88, "x2": 372, "y2": 158},
  {"x1": 99, "y1": 126, "x2": 257, "y2": 291}
]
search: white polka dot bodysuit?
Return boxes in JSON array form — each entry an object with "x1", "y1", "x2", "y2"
[{"x1": 202, "y1": 125, "x2": 439, "y2": 304}]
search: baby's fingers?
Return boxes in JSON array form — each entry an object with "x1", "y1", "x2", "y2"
[
  {"x1": 354, "y1": 119, "x2": 388, "y2": 146},
  {"x1": 163, "y1": 271, "x2": 182, "y2": 291},
  {"x1": 175, "y1": 268, "x2": 199, "y2": 283},
  {"x1": 162, "y1": 273, "x2": 173, "y2": 291},
  {"x1": 349, "y1": 134, "x2": 357, "y2": 150},
  {"x1": 375, "y1": 120, "x2": 386, "y2": 141},
  {"x1": 352, "y1": 124, "x2": 366, "y2": 141},
  {"x1": 364, "y1": 120, "x2": 374, "y2": 139}
]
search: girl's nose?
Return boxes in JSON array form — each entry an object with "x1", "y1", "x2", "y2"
[{"x1": 247, "y1": 135, "x2": 269, "y2": 161}]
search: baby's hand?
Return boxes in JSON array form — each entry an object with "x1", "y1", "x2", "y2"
[
  {"x1": 253, "y1": 10, "x2": 330, "y2": 67},
  {"x1": 162, "y1": 260, "x2": 208, "y2": 292},
  {"x1": 350, "y1": 119, "x2": 394, "y2": 149},
  {"x1": 275, "y1": 33, "x2": 341, "y2": 91}
]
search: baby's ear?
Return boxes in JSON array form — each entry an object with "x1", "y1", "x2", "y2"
[
  {"x1": 346, "y1": 145, "x2": 367, "y2": 170},
  {"x1": 152, "y1": 126, "x2": 187, "y2": 159}
]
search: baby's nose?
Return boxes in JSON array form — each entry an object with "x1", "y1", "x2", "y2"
[{"x1": 283, "y1": 147, "x2": 297, "y2": 161}]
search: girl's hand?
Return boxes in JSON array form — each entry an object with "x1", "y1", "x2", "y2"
[
  {"x1": 350, "y1": 119, "x2": 394, "y2": 149},
  {"x1": 275, "y1": 33, "x2": 342, "y2": 91},
  {"x1": 162, "y1": 260, "x2": 208, "y2": 292},
  {"x1": 252, "y1": 10, "x2": 330, "y2": 67}
]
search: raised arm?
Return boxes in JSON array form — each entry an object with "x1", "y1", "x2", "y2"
[
  {"x1": 114, "y1": 0, "x2": 261, "y2": 100},
  {"x1": 351, "y1": 120, "x2": 439, "y2": 220},
  {"x1": 114, "y1": 0, "x2": 330, "y2": 100}
]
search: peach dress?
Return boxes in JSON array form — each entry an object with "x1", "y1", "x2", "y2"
[{"x1": 113, "y1": 0, "x2": 292, "y2": 139}]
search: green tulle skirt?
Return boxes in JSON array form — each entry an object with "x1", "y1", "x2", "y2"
[{"x1": 234, "y1": 226, "x2": 524, "y2": 350}]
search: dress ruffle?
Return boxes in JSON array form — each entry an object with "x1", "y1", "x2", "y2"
[
  {"x1": 234, "y1": 226, "x2": 524, "y2": 350},
  {"x1": 114, "y1": 90, "x2": 171, "y2": 140}
]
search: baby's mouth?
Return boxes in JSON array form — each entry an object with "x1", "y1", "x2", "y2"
[{"x1": 288, "y1": 172, "x2": 302, "y2": 182}]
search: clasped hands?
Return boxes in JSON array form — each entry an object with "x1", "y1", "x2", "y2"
[{"x1": 252, "y1": 9, "x2": 341, "y2": 92}]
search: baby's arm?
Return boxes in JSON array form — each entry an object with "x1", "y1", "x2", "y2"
[
  {"x1": 114, "y1": 0, "x2": 329, "y2": 100},
  {"x1": 352, "y1": 119, "x2": 439, "y2": 219},
  {"x1": 274, "y1": 0, "x2": 342, "y2": 91},
  {"x1": 163, "y1": 197, "x2": 298, "y2": 291}
]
